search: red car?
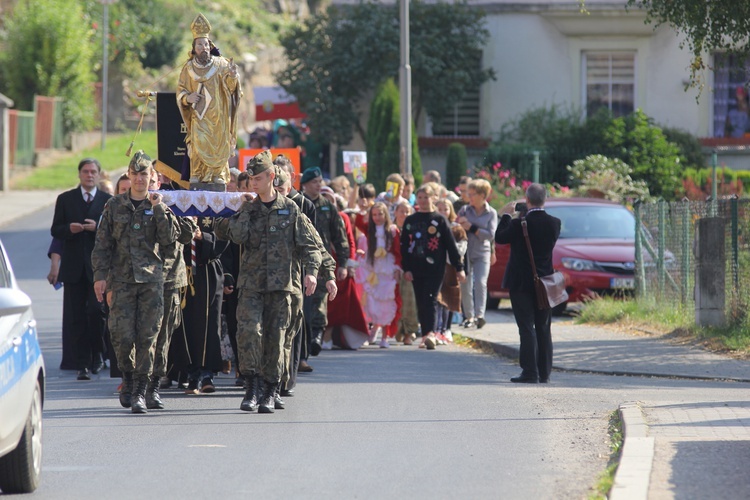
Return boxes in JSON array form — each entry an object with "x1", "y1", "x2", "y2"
[{"x1": 487, "y1": 198, "x2": 637, "y2": 313}]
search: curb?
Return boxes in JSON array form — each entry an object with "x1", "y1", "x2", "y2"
[
  {"x1": 610, "y1": 402, "x2": 654, "y2": 500},
  {"x1": 460, "y1": 334, "x2": 750, "y2": 383}
]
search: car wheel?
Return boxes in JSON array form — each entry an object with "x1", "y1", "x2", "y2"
[
  {"x1": 486, "y1": 297, "x2": 500, "y2": 310},
  {"x1": 0, "y1": 379, "x2": 43, "y2": 493},
  {"x1": 551, "y1": 302, "x2": 567, "y2": 316}
]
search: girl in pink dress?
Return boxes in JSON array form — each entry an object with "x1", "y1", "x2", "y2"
[{"x1": 355, "y1": 202, "x2": 402, "y2": 348}]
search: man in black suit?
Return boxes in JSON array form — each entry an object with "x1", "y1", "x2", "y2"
[
  {"x1": 495, "y1": 183, "x2": 561, "y2": 384},
  {"x1": 51, "y1": 158, "x2": 112, "y2": 380}
]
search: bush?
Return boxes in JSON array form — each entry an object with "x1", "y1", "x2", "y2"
[
  {"x1": 491, "y1": 106, "x2": 685, "y2": 199},
  {"x1": 445, "y1": 143, "x2": 468, "y2": 191},
  {"x1": 0, "y1": 0, "x2": 96, "y2": 133},
  {"x1": 567, "y1": 155, "x2": 651, "y2": 203}
]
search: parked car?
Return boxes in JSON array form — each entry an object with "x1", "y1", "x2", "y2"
[
  {"x1": 488, "y1": 198, "x2": 638, "y2": 313},
  {"x1": 0, "y1": 239, "x2": 44, "y2": 494}
]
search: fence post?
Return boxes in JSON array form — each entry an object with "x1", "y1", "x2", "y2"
[
  {"x1": 634, "y1": 201, "x2": 645, "y2": 296},
  {"x1": 681, "y1": 201, "x2": 690, "y2": 305},
  {"x1": 0, "y1": 93, "x2": 13, "y2": 192},
  {"x1": 657, "y1": 199, "x2": 666, "y2": 297},
  {"x1": 731, "y1": 196, "x2": 739, "y2": 299}
]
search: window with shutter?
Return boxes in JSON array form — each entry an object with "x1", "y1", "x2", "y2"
[{"x1": 583, "y1": 52, "x2": 635, "y2": 118}]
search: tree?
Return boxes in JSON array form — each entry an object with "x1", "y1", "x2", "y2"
[
  {"x1": 445, "y1": 143, "x2": 467, "y2": 191},
  {"x1": 277, "y1": 1, "x2": 495, "y2": 145},
  {"x1": 0, "y1": 0, "x2": 96, "y2": 132},
  {"x1": 366, "y1": 79, "x2": 422, "y2": 191},
  {"x1": 627, "y1": 0, "x2": 750, "y2": 87}
]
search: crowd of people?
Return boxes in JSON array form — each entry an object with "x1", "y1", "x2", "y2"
[{"x1": 52, "y1": 154, "x2": 562, "y2": 414}]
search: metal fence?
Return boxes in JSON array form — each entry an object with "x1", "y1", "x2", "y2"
[{"x1": 634, "y1": 198, "x2": 750, "y2": 321}]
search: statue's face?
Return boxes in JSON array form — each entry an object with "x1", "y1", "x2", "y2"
[
  {"x1": 194, "y1": 38, "x2": 210, "y2": 55},
  {"x1": 194, "y1": 37, "x2": 210, "y2": 64}
]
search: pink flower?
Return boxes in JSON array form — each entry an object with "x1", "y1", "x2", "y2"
[
  {"x1": 522, "y1": 180, "x2": 532, "y2": 190},
  {"x1": 492, "y1": 163, "x2": 501, "y2": 171},
  {"x1": 509, "y1": 177, "x2": 516, "y2": 188},
  {"x1": 561, "y1": 186, "x2": 570, "y2": 193},
  {"x1": 505, "y1": 189, "x2": 510, "y2": 197},
  {"x1": 499, "y1": 170, "x2": 510, "y2": 179}
]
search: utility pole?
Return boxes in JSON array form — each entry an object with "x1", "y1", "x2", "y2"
[
  {"x1": 101, "y1": 0, "x2": 117, "y2": 150},
  {"x1": 399, "y1": 0, "x2": 412, "y2": 177}
]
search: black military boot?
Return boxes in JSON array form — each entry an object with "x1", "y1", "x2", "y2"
[
  {"x1": 119, "y1": 372, "x2": 133, "y2": 408},
  {"x1": 258, "y1": 379, "x2": 276, "y2": 414},
  {"x1": 274, "y1": 382, "x2": 285, "y2": 410},
  {"x1": 146, "y1": 375, "x2": 164, "y2": 410},
  {"x1": 309, "y1": 330, "x2": 323, "y2": 356},
  {"x1": 240, "y1": 375, "x2": 259, "y2": 412},
  {"x1": 131, "y1": 377, "x2": 148, "y2": 414}
]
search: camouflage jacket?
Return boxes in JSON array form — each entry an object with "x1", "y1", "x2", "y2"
[
  {"x1": 305, "y1": 194, "x2": 349, "y2": 268},
  {"x1": 291, "y1": 214, "x2": 336, "y2": 291},
  {"x1": 214, "y1": 194, "x2": 322, "y2": 293},
  {"x1": 92, "y1": 193, "x2": 180, "y2": 284},
  {"x1": 161, "y1": 216, "x2": 198, "y2": 289}
]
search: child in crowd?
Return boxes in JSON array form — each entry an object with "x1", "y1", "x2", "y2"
[
  {"x1": 393, "y1": 200, "x2": 418, "y2": 344},
  {"x1": 400, "y1": 184, "x2": 465, "y2": 350},
  {"x1": 355, "y1": 202, "x2": 402, "y2": 348},
  {"x1": 353, "y1": 183, "x2": 377, "y2": 235},
  {"x1": 436, "y1": 199, "x2": 467, "y2": 343}
]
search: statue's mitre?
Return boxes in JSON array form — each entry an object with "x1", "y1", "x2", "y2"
[{"x1": 191, "y1": 13, "x2": 211, "y2": 40}]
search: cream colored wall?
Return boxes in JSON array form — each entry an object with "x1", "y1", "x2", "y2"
[
  {"x1": 480, "y1": 9, "x2": 712, "y2": 137},
  {"x1": 480, "y1": 13, "x2": 572, "y2": 137}
]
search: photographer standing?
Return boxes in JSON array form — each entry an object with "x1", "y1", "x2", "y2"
[{"x1": 494, "y1": 183, "x2": 560, "y2": 383}]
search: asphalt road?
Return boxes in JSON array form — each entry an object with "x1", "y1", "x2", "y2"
[{"x1": 2, "y1": 206, "x2": 747, "y2": 499}]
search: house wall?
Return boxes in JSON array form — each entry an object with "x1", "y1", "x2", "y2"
[{"x1": 479, "y1": 5, "x2": 711, "y2": 138}]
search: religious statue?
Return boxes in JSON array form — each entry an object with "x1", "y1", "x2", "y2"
[{"x1": 177, "y1": 13, "x2": 242, "y2": 187}]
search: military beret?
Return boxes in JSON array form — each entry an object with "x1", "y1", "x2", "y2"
[
  {"x1": 275, "y1": 165, "x2": 289, "y2": 185},
  {"x1": 128, "y1": 150, "x2": 152, "y2": 173},
  {"x1": 300, "y1": 166, "x2": 322, "y2": 184},
  {"x1": 246, "y1": 150, "x2": 273, "y2": 176}
]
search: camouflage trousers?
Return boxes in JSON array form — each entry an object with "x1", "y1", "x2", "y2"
[
  {"x1": 281, "y1": 290, "x2": 304, "y2": 384},
  {"x1": 397, "y1": 277, "x2": 419, "y2": 336},
  {"x1": 152, "y1": 287, "x2": 181, "y2": 378},
  {"x1": 309, "y1": 280, "x2": 329, "y2": 333},
  {"x1": 109, "y1": 281, "x2": 163, "y2": 379},
  {"x1": 236, "y1": 289, "x2": 292, "y2": 384}
]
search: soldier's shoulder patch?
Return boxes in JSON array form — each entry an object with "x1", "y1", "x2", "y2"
[
  {"x1": 321, "y1": 206, "x2": 330, "y2": 211},
  {"x1": 277, "y1": 209, "x2": 290, "y2": 215}
]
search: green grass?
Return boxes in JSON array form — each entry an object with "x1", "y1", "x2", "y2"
[
  {"x1": 12, "y1": 131, "x2": 157, "y2": 190},
  {"x1": 588, "y1": 410, "x2": 623, "y2": 500},
  {"x1": 576, "y1": 297, "x2": 750, "y2": 354}
]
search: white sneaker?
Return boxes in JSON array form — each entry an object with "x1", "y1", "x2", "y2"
[
  {"x1": 321, "y1": 340, "x2": 333, "y2": 350},
  {"x1": 443, "y1": 330, "x2": 453, "y2": 343},
  {"x1": 379, "y1": 338, "x2": 389, "y2": 348}
]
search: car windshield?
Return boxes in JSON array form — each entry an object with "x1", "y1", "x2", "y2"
[{"x1": 546, "y1": 205, "x2": 635, "y2": 239}]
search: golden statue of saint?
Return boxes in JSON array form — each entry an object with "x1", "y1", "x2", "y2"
[{"x1": 177, "y1": 13, "x2": 242, "y2": 185}]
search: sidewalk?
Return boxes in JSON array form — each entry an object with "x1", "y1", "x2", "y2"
[
  {"x1": 0, "y1": 189, "x2": 61, "y2": 228},
  {"x1": 462, "y1": 310, "x2": 750, "y2": 499}
]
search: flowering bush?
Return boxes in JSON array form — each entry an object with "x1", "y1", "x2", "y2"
[
  {"x1": 567, "y1": 155, "x2": 651, "y2": 203},
  {"x1": 473, "y1": 162, "x2": 571, "y2": 209}
]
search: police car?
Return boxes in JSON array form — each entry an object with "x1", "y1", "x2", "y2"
[{"x1": 0, "y1": 239, "x2": 44, "y2": 493}]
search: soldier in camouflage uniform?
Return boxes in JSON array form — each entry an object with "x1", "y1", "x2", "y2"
[
  {"x1": 92, "y1": 151, "x2": 179, "y2": 414},
  {"x1": 273, "y1": 165, "x2": 337, "y2": 403},
  {"x1": 214, "y1": 150, "x2": 322, "y2": 414},
  {"x1": 146, "y1": 169, "x2": 197, "y2": 409},
  {"x1": 300, "y1": 167, "x2": 350, "y2": 356}
]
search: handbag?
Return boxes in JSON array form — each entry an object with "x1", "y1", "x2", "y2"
[{"x1": 521, "y1": 217, "x2": 568, "y2": 310}]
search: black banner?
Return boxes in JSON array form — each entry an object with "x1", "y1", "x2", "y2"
[{"x1": 156, "y1": 92, "x2": 188, "y2": 185}]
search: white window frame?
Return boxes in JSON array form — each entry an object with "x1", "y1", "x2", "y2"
[{"x1": 581, "y1": 51, "x2": 637, "y2": 118}]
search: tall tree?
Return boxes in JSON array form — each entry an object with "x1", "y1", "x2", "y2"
[
  {"x1": 366, "y1": 79, "x2": 422, "y2": 191},
  {"x1": 627, "y1": 0, "x2": 750, "y2": 87},
  {"x1": 0, "y1": 0, "x2": 96, "y2": 132},
  {"x1": 277, "y1": 1, "x2": 495, "y2": 145}
]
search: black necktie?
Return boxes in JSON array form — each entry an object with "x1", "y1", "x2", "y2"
[{"x1": 85, "y1": 192, "x2": 92, "y2": 204}]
